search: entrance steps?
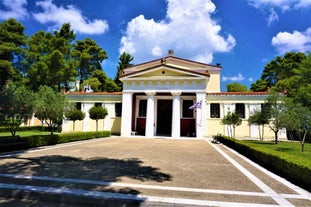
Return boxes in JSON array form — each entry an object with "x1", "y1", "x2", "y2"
[{"x1": 0, "y1": 174, "x2": 147, "y2": 206}]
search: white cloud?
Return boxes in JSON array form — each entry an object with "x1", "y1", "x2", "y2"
[
  {"x1": 267, "y1": 8, "x2": 279, "y2": 26},
  {"x1": 151, "y1": 46, "x2": 163, "y2": 56},
  {"x1": 0, "y1": 0, "x2": 28, "y2": 20},
  {"x1": 119, "y1": 0, "x2": 236, "y2": 64},
  {"x1": 272, "y1": 28, "x2": 311, "y2": 54},
  {"x1": 248, "y1": 0, "x2": 311, "y2": 24},
  {"x1": 221, "y1": 73, "x2": 245, "y2": 82},
  {"x1": 294, "y1": 0, "x2": 311, "y2": 9},
  {"x1": 248, "y1": 77, "x2": 254, "y2": 82},
  {"x1": 32, "y1": 0, "x2": 108, "y2": 35}
]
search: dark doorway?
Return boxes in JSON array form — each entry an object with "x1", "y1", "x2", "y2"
[{"x1": 156, "y1": 100, "x2": 172, "y2": 136}]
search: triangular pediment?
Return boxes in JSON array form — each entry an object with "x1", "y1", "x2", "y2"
[
  {"x1": 121, "y1": 56, "x2": 220, "y2": 80},
  {"x1": 120, "y1": 65, "x2": 209, "y2": 80}
]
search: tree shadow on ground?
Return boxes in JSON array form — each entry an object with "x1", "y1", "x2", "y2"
[{"x1": 0, "y1": 155, "x2": 172, "y2": 206}]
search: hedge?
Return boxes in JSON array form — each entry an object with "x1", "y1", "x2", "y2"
[
  {"x1": 21, "y1": 131, "x2": 111, "y2": 148},
  {"x1": 0, "y1": 126, "x2": 61, "y2": 133},
  {"x1": 217, "y1": 136, "x2": 311, "y2": 192}
]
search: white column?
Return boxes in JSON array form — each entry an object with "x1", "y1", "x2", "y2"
[
  {"x1": 196, "y1": 92, "x2": 206, "y2": 138},
  {"x1": 83, "y1": 103, "x2": 93, "y2": 132},
  {"x1": 121, "y1": 92, "x2": 133, "y2": 137},
  {"x1": 145, "y1": 90, "x2": 156, "y2": 137},
  {"x1": 171, "y1": 90, "x2": 182, "y2": 138}
]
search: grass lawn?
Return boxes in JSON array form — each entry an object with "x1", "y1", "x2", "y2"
[
  {"x1": 0, "y1": 131, "x2": 59, "y2": 137},
  {"x1": 243, "y1": 140, "x2": 311, "y2": 169}
]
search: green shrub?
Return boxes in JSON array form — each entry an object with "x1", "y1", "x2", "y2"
[
  {"x1": 21, "y1": 131, "x2": 110, "y2": 148},
  {"x1": 0, "y1": 126, "x2": 62, "y2": 133},
  {"x1": 217, "y1": 136, "x2": 311, "y2": 192}
]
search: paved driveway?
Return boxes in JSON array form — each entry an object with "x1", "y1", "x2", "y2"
[{"x1": 0, "y1": 137, "x2": 310, "y2": 206}]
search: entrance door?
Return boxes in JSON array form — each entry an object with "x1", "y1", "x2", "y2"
[{"x1": 156, "y1": 100, "x2": 172, "y2": 136}]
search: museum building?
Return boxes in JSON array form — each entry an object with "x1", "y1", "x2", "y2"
[{"x1": 62, "y1": 51, "x2": 286, "y2": 139}]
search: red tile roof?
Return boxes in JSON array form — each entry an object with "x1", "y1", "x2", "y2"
[
  {"x1": 207, "y1": 92, "x2": 270, "y2": 96},
  {"x1": 66, "y1": 92, "x2": 122, "y2": 95}
]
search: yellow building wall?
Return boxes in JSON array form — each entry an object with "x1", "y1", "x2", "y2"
[
  {"x1": 206, "y1": 119, "x2": 280, "y2": 140},
  {"x1": 206, "y1": 119, "x2": 223, "y2": 136},
  {"x1": 111, "y1": 117, "x2": 121, "y2": 135},
  {"x1": 206, "y1": 73, "x2": 220, "y2": 92},
  {"x1": 235, "y1": 120, "x2": 250, "y2": 138},
  {"x1": 65, "y1": 120, "x2": 83, "y2": 132},
  {"x1": 87, "y1": 119, "x2": 104, "y2": 131}
]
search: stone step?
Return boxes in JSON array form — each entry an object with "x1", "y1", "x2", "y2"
[{"x1": 0, "y1": 182, "x2": 146, "y2": 206}]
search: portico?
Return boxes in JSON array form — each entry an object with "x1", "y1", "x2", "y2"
[
  {"x1": 63, "y1": 52, "x2": 286, "y2": 140},
  {"x1": 119, "y1": 51, "x2": 218, "y2": 138}
]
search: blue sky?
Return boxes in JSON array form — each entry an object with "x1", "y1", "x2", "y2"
[{"x1": 1, "y1": 0, "x2": 310, "y2": 91}]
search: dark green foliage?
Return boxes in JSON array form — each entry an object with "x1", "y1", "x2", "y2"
[
  {"x1": 21, "y1": 131, "x2": 110, "y2": 148},
  {"x1": 25, "y1": 24, "x2": 78, "y2": 92},
  {"x1": 250, "y1": 79, "x2": 268, "y2": 92},
  {"x1": 252, "y1": 52, "x2": 307, "y2": 96},
  {"x1": 0, "y1": 18, "x2": 27, "y2": 87},
  {"x1": 0, "y1": 136, "x2": 28, "y2": 152},
  {"x1": 226, "y1": 82, "x2": 248, "y2": 92},
  {"x1": 1, "y1": 19, "x2": 122, "y2": 93},
  {"x1": 115, "y1": 52, "x2": 134, "y2": 91},
  {"x1": 217, "y1": 136, "x2": 311, "y2": 192},
  {"x1": 0, "y1": 126, "x2": 59, "y2": 133},
  {"x1": 261, "y1": 52, "x2": 306, "y2": 89},
  {"x1": 73, "y1": 38, "x2": 107, "y2": 84}
]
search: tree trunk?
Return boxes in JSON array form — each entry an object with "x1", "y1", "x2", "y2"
[
  {"x1": 51, "y1": 125, "x2": 54, "y2": 135},
  {"x1": 262, "y1": 124, "x2": 265, "y2": 141},
  {"x1": 73, "y1": 120, "x2": 75, "y2": 132},
  {"x1": 274, "y1": 130, "x2": 278, "y2": 144},
  {"x1": 11, "y1": 126, "x2": 15, "y2": 137},
  {"x1": 96, "y1": 120, "x2": 98, "y2": 131},
  {"x1": 301, "y1": 130, "x2": 308, "y2": 152},
  {"x1": 258, "y1": 125, "x2": 262, "y2": 141}
]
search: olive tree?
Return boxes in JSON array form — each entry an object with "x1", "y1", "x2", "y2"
[
  {"x1": 281, "y1": 102, "x2": 311, "y2": 152},
  {"x1": 0, "y1": 82, "x2": 34, "y2": 136},
  {"x1": 264, "y1": 91, "x2": 286, "y2": 144},
  {"x1": 248, "y1": 109, "x2": 269, "y2": 141},
  {"x1": 221, "y1": 111, "x2": 242, "y2": 138},
  {"x1": 34, "y1": 86, "x2": 67, "y2": 135}
]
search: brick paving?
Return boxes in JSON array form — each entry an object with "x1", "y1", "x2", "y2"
[{"x1": 0, "y1": 137, "x2": 310, "y2": 206}]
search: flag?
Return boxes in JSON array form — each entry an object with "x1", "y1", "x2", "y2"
[{"x1": 189, "y1": 100, "x2": 202, "y2": 110}]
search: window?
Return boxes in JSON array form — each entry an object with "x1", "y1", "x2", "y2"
[
  {"x1": 235, "y1": 103, "x2": 245, "y2": 118},
  {"x1": 76, "y1": 102, "x2": 82, "y2": 110},
  {"x1": 210, "y1": 103, "x2": 220, "y2": 118},
  {"x1": 182, "y1": 100, "x2": 194, "y2": 118},
  {"x1": 138, "y1": 100, "x2": 147, "y2": 117},
  {"x1": 115, "y1": 103, "x2": 122, "y2": 117},
  {"x1": 95, "y1": 102, "x2": 102, "y2": 107}
]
